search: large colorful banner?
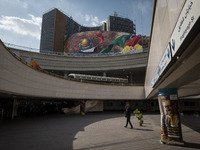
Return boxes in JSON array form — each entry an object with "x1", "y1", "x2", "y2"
[
  {"x1": 158, "y1": 89, "x2": 184, "y2": 145},
  {"x1": 64, "y1": 31, "x2": 144, "y2": 54}
]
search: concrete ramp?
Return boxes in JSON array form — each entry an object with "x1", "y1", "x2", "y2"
[
  {"x1": 61, "y1": 101, "x2": 103, "y2": 114},
  {"x1": 0, "y1": 40, "x2": 145, "y2": 100}
]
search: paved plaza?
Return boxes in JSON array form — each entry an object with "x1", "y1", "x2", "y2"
[{"x1": 0, "y1": 112, "x2": 200, "y2": 150}]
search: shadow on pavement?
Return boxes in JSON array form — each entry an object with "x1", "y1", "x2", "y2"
[
  {"x1": 0, "y1": 112, "x2": 122, "y2": 150},
  {"x1": 133, "y1": 128, "x2": 153, "y2": 131},
  {"x1": 181, "y1": 114, "x2": 200, "y2": 133},
  {"x1": 183, "y1": 142, "x2": 200, "y2": 149}
]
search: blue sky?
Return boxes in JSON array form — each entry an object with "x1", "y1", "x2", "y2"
[{"x1": 0, "y1": 0, "x2": 154, "y2": 51}]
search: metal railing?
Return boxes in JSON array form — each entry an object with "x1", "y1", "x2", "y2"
[
  {"x1": 4, "y1": 42, "x2": 148, "y2": 57},
  {"x1": 4, "y1": 42, "x2": 39, "y2": 53}
]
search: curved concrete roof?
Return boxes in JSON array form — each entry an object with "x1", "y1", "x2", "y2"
[
  {"x1": 0, "y1": 40, "x2": 145, "y2": 100},
  {"x1": 10, "y1": 49, "x2": 147, "y2": 72}
]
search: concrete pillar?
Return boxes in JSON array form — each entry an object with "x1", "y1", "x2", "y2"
[
  {"x1": 158, "y1": 89, "x2": 184, "y2": 145},
  {"x1": 129, "y1": 74, "x2": 134, "y2": 85},
  {"x1": 80, "y1": 100, "x2": 86, "y2": 115},
  {"x1": 146, "y1": 99, "x2": 151, "y2": 112},
  {"x1": 103, "y1": 72, "x2": 106, "y2": 77},
  {"x1": 12, "y1": 99, "x2": 18, "y2": 119}
]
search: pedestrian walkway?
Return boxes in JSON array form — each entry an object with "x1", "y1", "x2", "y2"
[{"x1": 0, "y1": 112, "x2": 199, "y2": 150}]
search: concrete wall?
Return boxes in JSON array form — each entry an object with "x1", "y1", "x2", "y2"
[
  {"x1": 145, "y1": 0, "x2": 185, "y2": 98},
  {"x1": 86, "y1": 100, "x2": 103, "y2": 112}
]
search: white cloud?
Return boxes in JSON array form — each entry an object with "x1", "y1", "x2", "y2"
[
  {"x1": 85, "y1": 14, "x2": 90, "y2": 22},
  {"x1": 28, "y1": 14, "x2": 42, "y2": 26},
  {"x1": 84, "y1": 14, "x2": 105, "y2": 27},
  {"x1": 101, "y1": 20, "x2": 106, "y2": 24},
  {"x1": 0, "y1": 14, "x2": 42, "y2": 40}
]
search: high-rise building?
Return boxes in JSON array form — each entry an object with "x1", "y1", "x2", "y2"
[
  {"x1": 40, "y1": 9, "x2": 66, "y2": 53},
  {"x1": 40, "y1": 8, "x2": 136, "y2": 53},
  {"x1": 107, "y1": 13, "x2": 136, "y2": 34}
]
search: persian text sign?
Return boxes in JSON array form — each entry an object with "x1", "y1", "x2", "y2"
[
  {"x1": 151, "y1": 44, "x2": 171, "y2": 87},
  {"x1": 151, "y1": 67, "x2": 160, "y2": 87},
  {"x1": 170, "y1": 0, "x2": 200, "y2": 57},
  {"x1": 158, "y1": 44, "x2": 171, "y2": 77}
]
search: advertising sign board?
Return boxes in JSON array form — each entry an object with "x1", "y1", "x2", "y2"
[
  {"x1": 151, "y1": 43, "x2": 171, "y2": 87},
  {"x1": 170, "y1": 0, "x2": 200, "y2": 57}
]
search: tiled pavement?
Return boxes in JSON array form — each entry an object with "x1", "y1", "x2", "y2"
[{"x1": 0, "y1": 112, "x2": 199, "y2": 150}]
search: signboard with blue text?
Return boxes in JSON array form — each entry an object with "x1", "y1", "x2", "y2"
[
  {"x1": 151, "y1": 67, "x2": 160, "y2": 86},
  {"x1": 170, "y1": 0, "x2": 200, "y2": 57},
  {"x1": 151, "y1": 0, "x2": 200, "y2": 87},
  {"x1": 151, "y1": 43, "x2": 171, "y2": 87},
  {"x1": 158, "y1": 44, "x2": 172, "y2": 77}
]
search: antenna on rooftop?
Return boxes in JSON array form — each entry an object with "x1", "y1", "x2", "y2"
[
  {"x1": 141, "y1": 9, "x2": 143, "y2": 35},
  {"x1": 114, "y1": 11, "x2": 118, "y2": 17}
]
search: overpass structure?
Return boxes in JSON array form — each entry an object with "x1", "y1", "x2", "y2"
[
  {"x1": 9, "y1": 48, "x2": 147, "y2": 85},
  {"x1": 0, "y1": 40, "x2": 144, "y2": 100}
]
